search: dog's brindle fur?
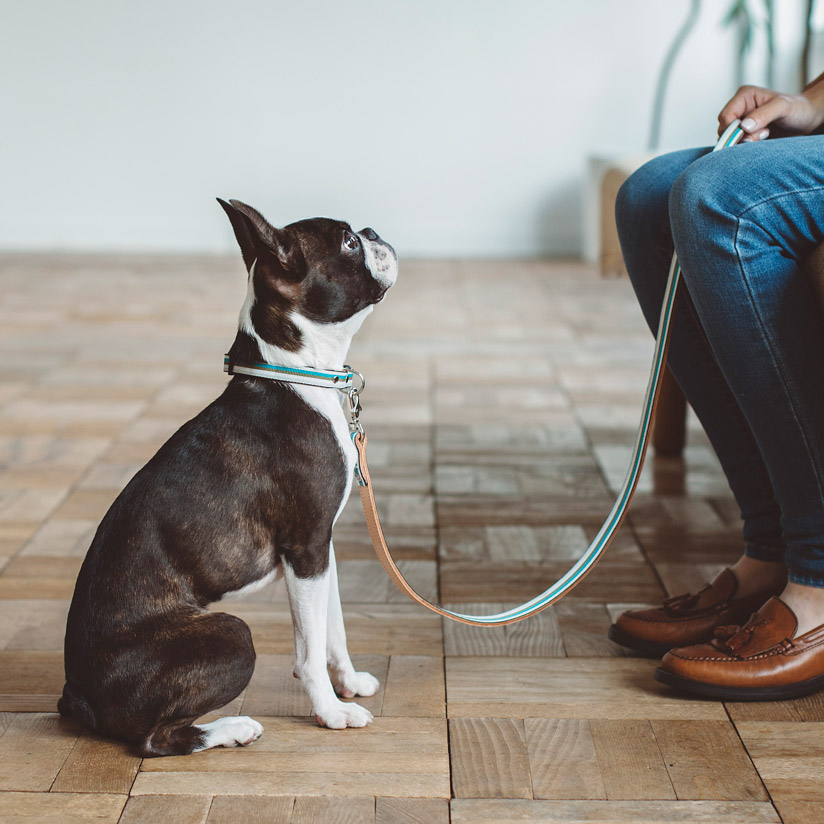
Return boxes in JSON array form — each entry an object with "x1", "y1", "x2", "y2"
[{"x1": 59, "y1": 200, "x2": 397, "y2": 756}]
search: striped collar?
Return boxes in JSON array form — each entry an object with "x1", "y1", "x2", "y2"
[{"x1": 223, "y1": 356, "x2": 355, "y2": 390}]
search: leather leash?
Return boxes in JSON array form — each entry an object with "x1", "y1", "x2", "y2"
[{"x1": 347, "y1": 121, "x2": 746, "y2": 626}]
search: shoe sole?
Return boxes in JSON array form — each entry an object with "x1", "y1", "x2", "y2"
[
  {"x1": 607, "y1": 624, "x2": 673, "y2": 658},
  {"x1": 654, "y1": 667, "x2": 824, "y2": 702}
]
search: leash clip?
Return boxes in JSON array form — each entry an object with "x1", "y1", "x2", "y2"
[{"x1": 343, "y1": 365, "x2": 365, "y2": 435}]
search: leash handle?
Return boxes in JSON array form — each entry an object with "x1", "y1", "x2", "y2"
[{"x1": 355, "y1": 122, "x2": 744, "y2": 626}]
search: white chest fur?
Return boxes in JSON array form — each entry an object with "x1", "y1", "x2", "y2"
[{"x1": 292, "y1": 383, "x2": 356, "y2": 525}]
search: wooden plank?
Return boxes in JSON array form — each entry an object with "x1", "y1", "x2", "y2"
[
  {"x1": 735, "y1": 721, "x2": 824, "y2": 801},
  {"x1": 346, "y1": 654, "x2": 390, "y2": 718},
  {"x1": 555, "y1": 601, "x2": 623, "y2": 657},
  {"x1": 240, "y1": 654, "x2": 387, "y2": 718},
  {"x1": 140, "y1": 750, "x2": 447, "y2": 775},
  {"x1": 0, "y1": 791, "x2": 125, "y2": 823},
  {"x1": 0, "y1": 598, "x2": 71, "y2": 652},
  {"x1": 735, "y1": 721, "x2": 824, "y2": 762},
  {"x1": 240, "y1": 654, "x2": 311, "y2": 717},
  {"x1": 375, "y1": 798, "x2": 449, "y2": 824},
  {"x1": 381, "y1": 656, "x2": 444, "y2": 717},
  {"x1": 725, "y1": 701, "x2": 803, "y2": 723},
  {"x1": 119, "y1": 794, "x2": 212, "y2": 824},
  {"x1": 450, "y1": 798, "x2": 780, "y2": 822},
  {"x1": 449, "y1": 718, "x2": 532, "y2": 799},
  {"x1": 726, "y1": 690, "x2": 824, "y2": 723},
  {"x1": 446, "y1": 658, "x2": 727, "y2": 720},
  {"x1": 292, "y1": 796, "x2": 375, "y2": 823},
  {"x1": 651, "y1": 720, "x2": 767, "y2": 801},
  {"x1": 791, "y1": 691, "x2": 824, "y2": 721},
  {"x1": 207, "y1": 795, "x2": 295, "y2": 823},
  {"x1": 773, "y1": 800, "x2": 824, "y2": 824},
  {"x1": 439, "y1": 560, "x2": 663, "y2": 605},
  {"x1": 0, "y1": 651, "x2": 65, "y2": 699},
  {"x1": 1, "y1": 555, "x2": 82, "y2": 579},
  {"x1": 338, "y1": 560, "x2": 391, "y2": 602},
  {"x1": 0, "y1": 712, "x2": 79, "y2": 791},
  {"x1": 131, "y1": 769, "x2": 448, "y2": 798},
  {"x1": 524, "y1": 719, "x2": 605, "y2": 800},
  {"x1": 437, "y1": 497, "x2": 620, "y2": 528},
  {"x1": 590, "y1": 720, "x2": 674, "y2": 800},
  {"x1": 387, "y1": 561, "x2": 438, "y2": 604},
  {"x1": 442, "y1": 608, "x2": 509, "y2": 657},
  {"x1": 443, "y1": 603, "x2": 565, "y2": 658},
  {"x1": 51, "y1": 730, "x2": 141, "y2": 793},
  {"x1": 764, "y1": 779, "x2": 824, "y2": 802},
  {"x1": 0, "y1": 577, "x2": 75, "y2": 599},
  {"x1": 0, "y1": 694, "x2": 62, "y2": 712}
]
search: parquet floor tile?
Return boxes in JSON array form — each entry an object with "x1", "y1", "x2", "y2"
[
  {"x1": 0, "y1": 256, "x2": 813, "y2": 819},
  {"x1": 735, "y1": 722, "x2": 824, "y2": 801},
  {"x1": 445, "y1": 658, "x2": 727, "y2": 720},
  {"x1": 0, "y1": 791, "x2": 126, "y2": 823},
  {"x1": 450, "y1": 798, "x2": 781, "y2": 823}
]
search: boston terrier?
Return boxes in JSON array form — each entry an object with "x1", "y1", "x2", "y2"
[{"x1": 58, "y1": 199, "x2": 398, "y2": 756}]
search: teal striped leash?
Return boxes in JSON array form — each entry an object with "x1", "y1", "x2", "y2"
[{"x1": 353, "y1": 121, "x2": 745, "y2": 626}]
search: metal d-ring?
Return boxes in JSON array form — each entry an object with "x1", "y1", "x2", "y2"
[{"x1": 344, "y1": 365, "x2": 365, "y2": 394}]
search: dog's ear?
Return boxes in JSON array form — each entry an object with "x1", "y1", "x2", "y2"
[{"x1": 216, "y1": 198, "x2": 303, "y2": 280}]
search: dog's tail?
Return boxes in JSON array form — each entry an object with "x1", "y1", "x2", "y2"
[{"x1": 57, "y1": 682, "x2": 99, "y2": 732}]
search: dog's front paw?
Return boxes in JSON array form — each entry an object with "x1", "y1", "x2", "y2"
[
  {"x1": 314, "y1": 701, "x2": 373, "y2": 730},
  {"x1": 334, "y1": 671, "x2": 380, "y2": 699}
]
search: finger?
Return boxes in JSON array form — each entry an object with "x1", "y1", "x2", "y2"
[
  {"x1": 741, "y1": 128, "x2": 771, "y2": 142},
  {"x1": 718, "y1": 98, "x2": 748, "y2": 133},
  {"x1": 719, "y1": 99, "x2": 749, "y2": 133},
  {"x1": 740, "y1": 97, "x2": 789, "y2": 133},
  {"x1": 718, "y1": 86, "x2": 772, "y2": 133}
]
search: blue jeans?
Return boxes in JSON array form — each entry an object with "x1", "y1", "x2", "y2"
[{"x1": 615, "y1": 136, "x2": 824, "y2": 587}]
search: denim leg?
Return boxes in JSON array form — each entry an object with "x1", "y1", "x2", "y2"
[
  {"x1": 669, "y1": 135, "x2": 824, "y2": 587},
  {"x1": 616, "y1": 149, "x2": 785, "y2": 562}
]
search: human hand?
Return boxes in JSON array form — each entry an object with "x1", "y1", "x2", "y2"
[{"x1": 718, "y1": 85, "x2": 824, "y2": 141}]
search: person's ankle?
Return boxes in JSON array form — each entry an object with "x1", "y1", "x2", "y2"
[
  {"x1": 725, "y1": 555, "x2": 787, "y2": 599},
  {"x1": 780, "y1": 580, "x2": 824, "y2": 636}
]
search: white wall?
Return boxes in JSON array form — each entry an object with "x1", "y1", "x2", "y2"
[{"x1": 0, "y1": 1, "x2": 754, "y2": 256}]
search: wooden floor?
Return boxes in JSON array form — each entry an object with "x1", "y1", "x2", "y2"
[{"x1": 0, "y1": 256, "x2": 820, "y2": 824}]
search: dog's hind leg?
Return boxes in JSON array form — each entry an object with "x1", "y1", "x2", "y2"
[
  {"x1": 283, "y1": 558, "x2": 373, "y2": 729},
  {"x1": 58, "y1": 682, "x2": 98, "y2": 731},
  {"x1": 325, "y1": 543, "x2": 380, "y2": 699},
  {"x1": 135, "y1": 611, "x2": 259, "y2": 757}
]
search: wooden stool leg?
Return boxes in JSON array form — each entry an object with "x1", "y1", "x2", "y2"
[{"x1": 653, "y1": 366, "x2": 687, "y2": 456}]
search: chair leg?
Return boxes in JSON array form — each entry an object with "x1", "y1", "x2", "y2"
[{"x1": 652, "y1": 366, "x2": 687, "y2": 457}]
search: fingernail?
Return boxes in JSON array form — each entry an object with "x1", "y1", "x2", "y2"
[
  {"x1": 741, "y1": 117, "x2": 756, "y2": 131},
  {"x1": 758, "y1": 130, "x2": 769, "y2": 140}
]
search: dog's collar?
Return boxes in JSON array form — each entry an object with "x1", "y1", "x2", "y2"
[{"x1": 223, "y1": 356, "x2": 356, "y2": 390}]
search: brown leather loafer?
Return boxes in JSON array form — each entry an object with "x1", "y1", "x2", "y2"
[
  {"x1": 655, "y1": 597, "x2": 824, "y2": 701},
  {"x1": 608, "y1": 568, "x2": 784, "y2": 658}
]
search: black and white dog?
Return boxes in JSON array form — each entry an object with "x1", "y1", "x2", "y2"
[{"x1": 59, "y1": 200, "x2": 398, "y2": 756}]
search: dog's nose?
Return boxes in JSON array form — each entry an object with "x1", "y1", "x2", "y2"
[{"x1": 360, "y1": 227, "x2": 379, "y2": 242}]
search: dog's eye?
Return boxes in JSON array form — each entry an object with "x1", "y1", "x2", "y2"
[{"x1": 343, "y1": 232, "x2": 359, "y2": 252}]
